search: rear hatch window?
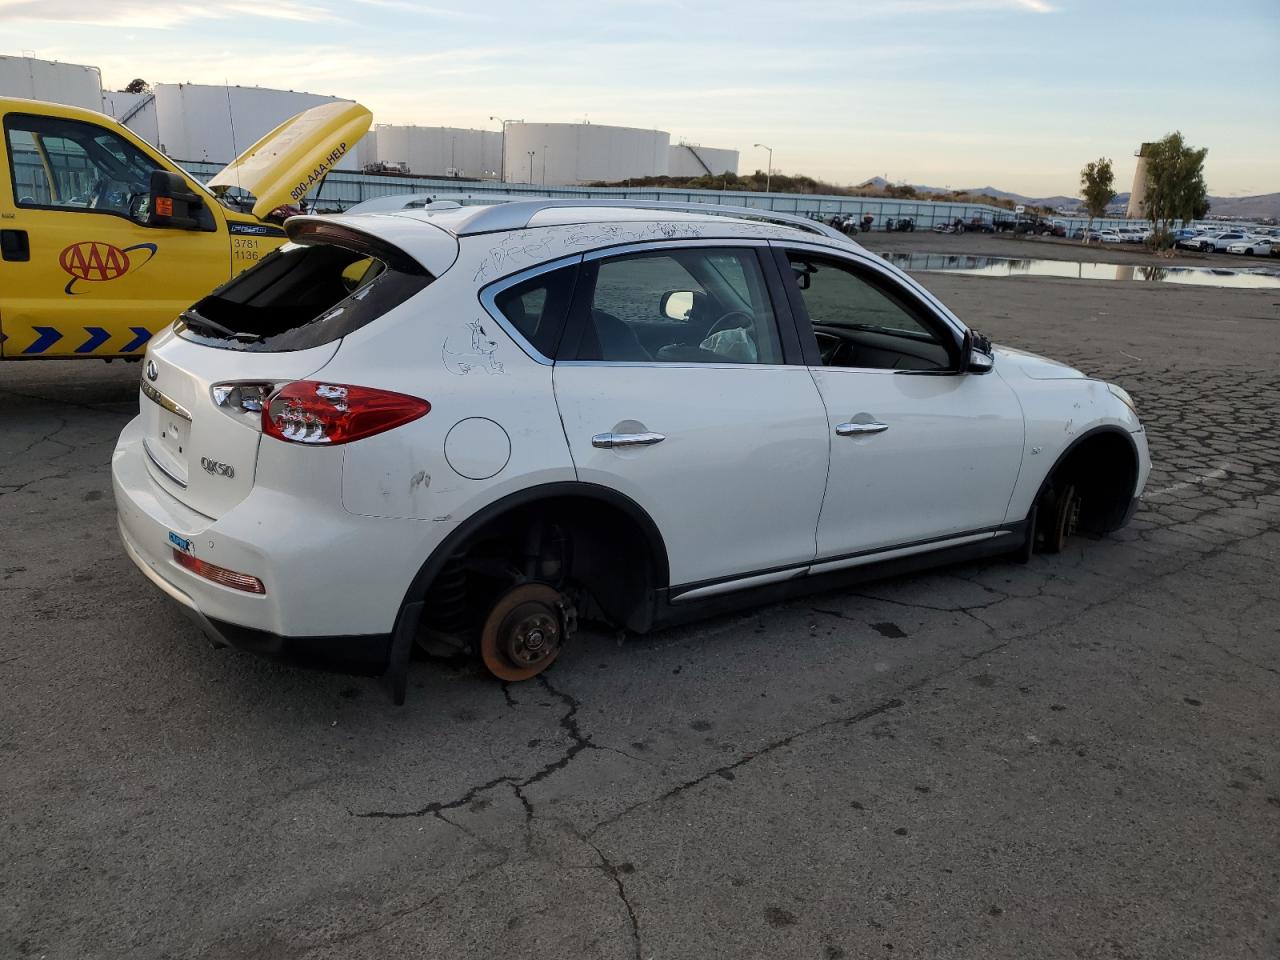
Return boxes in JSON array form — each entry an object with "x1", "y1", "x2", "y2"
[{"x1": 178, "y1": 224, "x2": 431, "y2": 352}]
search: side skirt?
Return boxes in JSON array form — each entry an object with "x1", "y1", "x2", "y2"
[{"x1": 646, "y1": 522, "x2": 1028, "y2": 631}]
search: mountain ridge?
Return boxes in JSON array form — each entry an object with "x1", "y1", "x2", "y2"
[{"x1": 856, "y1": 177, "x2": 1278, "y2": 219}]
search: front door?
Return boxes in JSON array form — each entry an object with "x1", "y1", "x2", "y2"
[
  {"x1": 0, "y1": 110, "x2": 228, "y2": 358},
  {"x1": 550, "y1": 242, "x2": 830, "y2": 593},
  {"x1": 777, "y1": 247, "x2": 1025, "y2": 563}
]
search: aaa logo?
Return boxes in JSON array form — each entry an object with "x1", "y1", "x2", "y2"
[{"x1": 59, "y1": 241, "x2": 157, "y2": 294}]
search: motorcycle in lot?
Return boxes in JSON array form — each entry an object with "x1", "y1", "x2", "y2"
[{"x1": 884, "y1": 217, "x2": 916, "y2": 232}]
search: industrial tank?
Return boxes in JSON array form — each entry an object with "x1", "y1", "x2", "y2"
[
  {"x1": 503, "y1": 122, "x2": 670, "y2": 185},
  {"x1": 151, "y1": 83, "x2": 361, "y2": 168},
  {"x1": 668, "y1": 143, "x2": 739, "y2": 177},
  {"x1": 0, "y1": 55, "x2": 102, "y2": 111},
  {"x1": 371, "y1": 125, "x2": 501, "y2": 178}
]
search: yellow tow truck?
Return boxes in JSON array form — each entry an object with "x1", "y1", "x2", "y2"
[{"x1": 0, "y1": 96, "x2": 372, "y2": 359}]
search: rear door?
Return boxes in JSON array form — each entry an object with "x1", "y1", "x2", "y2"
[
  {"x1": 550, "y1": 241, "x2": 830, "y2": 595},
  {"x1": 0, "y1": 109, "x2": 228, "y2": 358}
]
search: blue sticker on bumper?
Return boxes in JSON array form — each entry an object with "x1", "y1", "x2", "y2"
[{"x1": 168, "y1": 531, "x2": 193, "y2": 554}]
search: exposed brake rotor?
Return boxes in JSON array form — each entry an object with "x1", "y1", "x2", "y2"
[{"x1": 479, "y1": 582, "x2": 574, "y2": 682}]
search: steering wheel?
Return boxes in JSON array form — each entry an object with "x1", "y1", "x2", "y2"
[{"x1": 704, "y1": 310, "x2": 754, "y2": 338}]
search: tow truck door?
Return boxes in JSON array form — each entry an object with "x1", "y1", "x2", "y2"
[{"x1": 0, "y1": 108, "x2": 228, "y2": 359}]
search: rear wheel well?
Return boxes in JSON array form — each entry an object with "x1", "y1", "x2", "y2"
[
  {"x1": 417, "y1": 492, "x2": 664, "y2": 650},
  {"x1": 1037, "y1": 430, "x2": 1138, "y2": 538}
]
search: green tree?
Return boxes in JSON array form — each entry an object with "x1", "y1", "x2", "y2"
[
  {"x1": 1142, "y1": 131, "x2": 1209, "y2": 247},
  {"x1": 1079, "y1": 157, "x2": 1116, "y2": 242},
  {"x1": 124, "y1": 78, "x2": 150, "y2": 94}
]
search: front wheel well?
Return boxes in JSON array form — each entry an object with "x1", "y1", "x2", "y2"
[{"x1": 1037, "y1": 429, "x2": 1138, "y2": 536}]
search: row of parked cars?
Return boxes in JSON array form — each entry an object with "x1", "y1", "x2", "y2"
[
  {"x1": 1172, "y1": 227, "x2": 1277, "y2": 257},
  {"x1": 1069, "y1": 224, "x2": 1276, "y2": 256}
]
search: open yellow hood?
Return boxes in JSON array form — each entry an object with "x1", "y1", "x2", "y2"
[{"x1": 206, "y1": 101, "x2": 372, "y2": 220}]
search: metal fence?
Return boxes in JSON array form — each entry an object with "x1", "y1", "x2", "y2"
[{"x1": 177, "y1": 160, "x2": 1184, "y2": 233}]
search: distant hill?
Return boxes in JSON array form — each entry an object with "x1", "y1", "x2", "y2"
[{"x1": 858, "y1": 177, "x2": 1278, "y2": 219}]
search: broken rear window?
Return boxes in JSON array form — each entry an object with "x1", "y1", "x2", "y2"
[{"x1": 177, "y1": 227, "x2": 431, "y2": 352}]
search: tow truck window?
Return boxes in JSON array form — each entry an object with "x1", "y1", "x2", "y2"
[{"x1": 4, "y1": 114, "x2": 162, "y2": 218}]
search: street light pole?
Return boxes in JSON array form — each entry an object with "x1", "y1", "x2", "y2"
[
  {"x1": 753, "y1": 143, "x2": 773, "y2": 193},
  {"x1": 489, "y1": 116, "x2": 523, "y2": 183},
  {"x1": 528, "y1": 150, "x2": 535, "y2": 185}
]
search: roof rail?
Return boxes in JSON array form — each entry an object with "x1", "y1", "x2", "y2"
[{"x1": 450, "y1": 198, "x2": 851, "y2": 243}]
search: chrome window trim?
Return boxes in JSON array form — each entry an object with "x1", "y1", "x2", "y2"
[
  {"x1": 140, "y1": 380, "x2": 193, "y2": 422},
  {"x1": 580, "y1": 237, "x2": 771, "y2": 263},
  {"x1": 477, "y1": 253, "x2": 584, "y2": 365},
  {"x1": 774, "y1": 238, "x2": 969, "y2": 340},
  {"x1": 556, "y1": 361, "x2": 807, "y2": 372}
]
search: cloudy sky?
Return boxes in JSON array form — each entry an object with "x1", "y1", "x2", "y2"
[{"x1": 3, "y1": 0, "x2": 1277, "y2": 197}]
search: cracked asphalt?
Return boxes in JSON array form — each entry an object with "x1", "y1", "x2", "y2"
[{"x1": 3, "y1": 251, "x2": 1279, "y2": 959}]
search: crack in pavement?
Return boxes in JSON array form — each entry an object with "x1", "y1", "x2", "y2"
[
  {"x1": 352, "y1": 674, "x2": 592, "y2": 820},
  {"x1": 584, "y1": 837, "x2": 642, "y2": 960}
]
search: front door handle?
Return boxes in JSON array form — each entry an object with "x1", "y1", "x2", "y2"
[
  {"x1": 592, "y1": 432, "x2": 666, "y2": 449},
  {"x1": 835, "y1": 421, "x2": 889, "y2": 437},
  {"x1": 1, "y1": 229, "x2": 30, "y2": 262}
]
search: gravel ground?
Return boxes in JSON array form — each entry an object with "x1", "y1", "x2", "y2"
[{"x1": 2, "y1": 238, "x2": 1278, "y2": 960}]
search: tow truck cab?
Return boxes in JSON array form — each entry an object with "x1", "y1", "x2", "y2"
[{"x1": 0, "y1": 96, "x2": 371, "y2": 359}]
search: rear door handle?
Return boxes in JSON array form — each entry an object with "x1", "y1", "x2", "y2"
[
  {"x1": 592, "y1": 432, "x2": 665, "y2": 449},
  {"x1": 835, "y1": 421, "x2": 889, "y2": 437}
]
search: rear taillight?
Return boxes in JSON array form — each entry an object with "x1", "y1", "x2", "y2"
[
  {"x1": 262, "y1": 381, "x2": 430, "y2": 445},
  {"x1": 172, "y1": 549, "x2": 266, "y2": 594}
]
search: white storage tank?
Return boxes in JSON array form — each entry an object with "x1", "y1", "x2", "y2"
[
  {"x1": 151, "y1": 83, "x2": 362, "y2": 168},
  {"x1": 371, "y1": 124, "x2": 501, "y2": 178},
  {"x1": 668, "y1": 143, "x2": 739, "y2": 177},
  {"x1": 102, "y1": 90, "x2": 159, "y2": 145},
  {"x1": 503, "y1": 122, "x2": 670, "y2": 185},
  {"x1": 0, "y1": 55, "x2": 102, "y2": 111}
]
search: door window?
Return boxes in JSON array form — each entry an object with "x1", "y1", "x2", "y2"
[
  {"x1": 787, "y1": 255, "x2": 954, "y2": 371},
  {"x1": 490, "y1": 263, "x2": 578, "y2": 359},
  {"x1": 570, "y1": 247, "x2": 783, "y2": 364},
  {"x1": 5, "y1": 113, "x2": 162, "y2": 219}
]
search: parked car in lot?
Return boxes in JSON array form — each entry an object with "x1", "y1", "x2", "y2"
[
  {"x1": 1225, "y1": 238, "x2": 1272, "y2": 256},
  {"x1": 1195, "y1": 232, "x2": 1251, "y2": 252},
  {"x1": 1097, "y1": 231, "x2": 1125, "y2": 243},
  {"x1": 112, "y1": 199, "x2": 1150, "y2": 697}
]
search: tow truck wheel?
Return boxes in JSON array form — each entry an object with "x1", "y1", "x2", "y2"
[{"x1": 479, "y1": 582, "x2": 573, "y2": 682}]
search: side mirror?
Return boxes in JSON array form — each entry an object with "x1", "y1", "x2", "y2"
[
  {"x1": 959, "y1": 329, "x2": 994, "y2": 374},
  {"x1": 146, "y1": 170, "x2": 203, "y2": 230},
  {"x1": 660, "y1": 290, "x2": 695, "y2": 321}
]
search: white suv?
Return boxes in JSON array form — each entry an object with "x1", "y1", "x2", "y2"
[{"x1": 112, "y1": 199, "x2": 1150, "y2": 699}]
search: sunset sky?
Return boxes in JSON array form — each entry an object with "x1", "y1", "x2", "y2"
[{"x1": 3, "y1": 0, "x2": 1277, "y2": 197}]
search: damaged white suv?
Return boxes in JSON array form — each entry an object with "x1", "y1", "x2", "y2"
[{"x1": 112, "y1": 199, "x2": 1149, "y2": 699}]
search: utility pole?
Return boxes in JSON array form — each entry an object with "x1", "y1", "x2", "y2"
[{"x1": 528, "y1": 150, "x2": 535, "y2": 185}]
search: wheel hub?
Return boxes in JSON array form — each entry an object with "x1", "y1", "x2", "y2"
[{"x1": 480, "y1": 583, "x2": 572, "y2": 682}]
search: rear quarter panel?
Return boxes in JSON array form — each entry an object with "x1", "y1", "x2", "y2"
[{"x1": 328, "y1": 248, "x2": 576, "y2": 528}]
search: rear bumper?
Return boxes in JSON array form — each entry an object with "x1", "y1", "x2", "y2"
[
  {"x1": 118, "y1": 513, "x2": 392, "y2": 674},
  {"x1": 183, "y1": 607, "x2": 392, "y2": 675}
]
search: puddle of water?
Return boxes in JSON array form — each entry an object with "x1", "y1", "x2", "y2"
[{"x1": 880, "y1": 253, "x2": 1280, "y2": 290}]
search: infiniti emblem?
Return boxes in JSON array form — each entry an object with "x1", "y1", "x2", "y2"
[{"x1": 146, "y1": 360, "x2": 158, "y2": 382}]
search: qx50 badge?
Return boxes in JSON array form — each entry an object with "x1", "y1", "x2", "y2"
[{"x1": 200, "y1": 457, "x2": 235, "y2": 479}]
